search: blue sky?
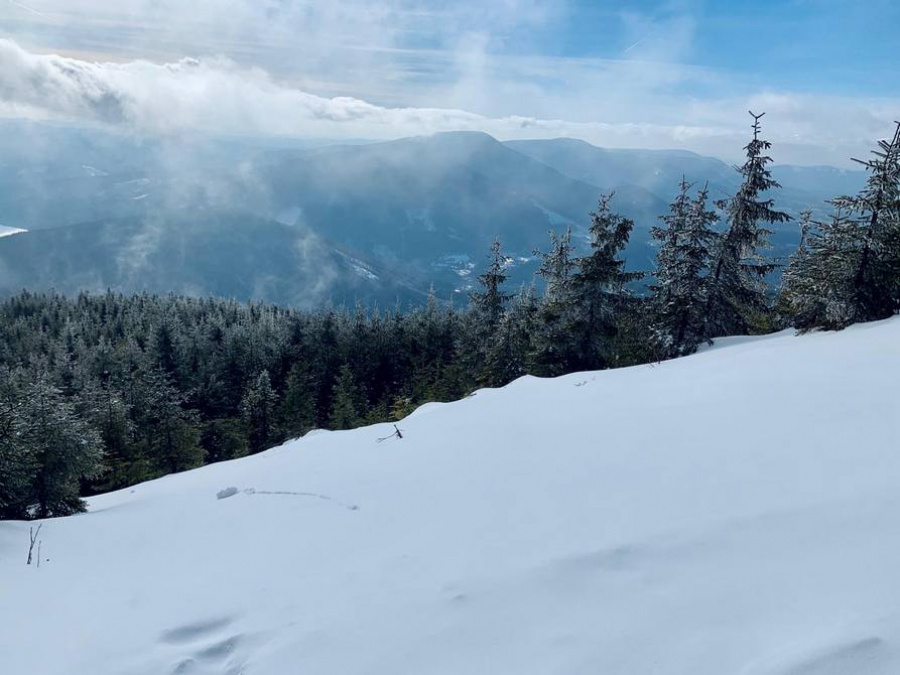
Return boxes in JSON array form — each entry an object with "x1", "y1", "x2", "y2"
[
  {"x1": 548, "y1": 0, "x2": 897, "y2": 95},
  {"x1": 0, "y1": 0, "x2": 897, "y2": 165}
]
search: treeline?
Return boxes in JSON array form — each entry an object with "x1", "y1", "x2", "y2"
[{"x1": 1, "y1": 115, "x2": 898, "y2": 519}]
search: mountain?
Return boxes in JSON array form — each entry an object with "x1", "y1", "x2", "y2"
[
  {"x1": 2, "y1": 316, "x2": 899, "y2": 674},
  {"x1": 505, "y1": 137, "x2": 866, "y2": 207},
  {"x1": 255, "y1": 131, "x2": 667, "y2": 282},
  {"x1": 0, "y1": 130, "x2": 668, "y2": 303},
  {"x1": 0, "y1": 211, "x2": 428, "y2": 308},
  {"x1": 0, "y1": 122, "x2": 870, "y2": 306},
  {"x1": 506, "y1": 137, "x2": 869, "y2": 260},
  {"x1": 506, "y1": 138, "x2": 739, "y2": 198}
]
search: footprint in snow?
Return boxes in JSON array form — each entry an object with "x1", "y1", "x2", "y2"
[{"x1": 160, "y1": 616, "x2": 247, "y2": 675}]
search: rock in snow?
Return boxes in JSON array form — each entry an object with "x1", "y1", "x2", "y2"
[{"x1": 1, "y1": 318, "x2": 899, "y2": 675}]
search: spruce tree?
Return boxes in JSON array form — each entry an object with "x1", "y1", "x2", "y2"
[
  {"x1": 651, "y1": 181, "x2": 720, "y2": 355},
  {"x1": 469, "y1": 238, "x2": 512, "y2": 333},
  {"x1": 569, "y1": 193, "x2": 643, "y2": 369},
  {"x1": 0, "y1": 369, "x2": 34, "y2": 519},
  {"x1": 201, "y1": 418, "x2": 249, "y2": 463},
  {"x1": 279, "y1": 360, "x2": 318, "y2": 439},
  {"x1": 532, "y1": 228, "x2": 579, "y2": 375},
  {"x1": 76, "y1": 376, "x2": 135, "y2": 493},
  {"x1": 531, "y1": 229, "x2": 578, "y2": 376},
  {"x1": 483, "y1": 284, "x2": 538, "y2": 387},
  {"x1": 20, "y1": 373, "x2": 105, "y2": 518},
  {"x1": 781, "y1": 124, "x2": 900, "y2": 330},
  {"x1": 776, "y1": 210, "x2": 817, "y2": 327},
  {"x1": 240, "y1": 370, "x2": 278, "y2": 454},
  {"x1": 706, "y1": 112, "x2": 790, "y2": 337},
  {"x1": 828, "y1": 122, "x2": 900, "y2": 324},
  {"x1": 329, "y1": 364, "x2": 361, "y2": 430},
  {"x1": 535, "y1": 228, "x2": 577, "y2": 303},
  {"x1": 466, "y1": 238, "x2": 513, "y2": 383},
  {"x1": 134, "y1": 366, "x2": 204, "y2": 475}
]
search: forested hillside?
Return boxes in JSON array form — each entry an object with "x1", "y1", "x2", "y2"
[
  {"x1": 1, "y1": 117, "x2": 898, "y2": 520},
  {"x1": 0, "y1": 123, "x2": 865, "y2": 305}
]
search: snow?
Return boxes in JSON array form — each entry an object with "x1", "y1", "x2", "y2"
[
  {"x1": 2, "y1": 318, "x2": 900, "y2": 675},
  {"x1": 433, "y1": 253, "x2": 475, "y2": 277},
  {"x1": 0, "y1": 224, "x2": 27, "y2": 238},
  {"x1": 532, "y1": 199, "x2": 577, "y2": 228},
  {"x1": 336, "y1": 251, "x2": 379, "y2": 281}
]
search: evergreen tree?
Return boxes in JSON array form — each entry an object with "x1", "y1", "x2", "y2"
[
  {"x1": 531, "y1": 229, "x2": 580, "y2": 375},
  {"x1": 469, "y1": 238, "x2": 512, "y2": 333},
  {"x1": 153, "y1": 320, "x2": 179, "y2": 377},
  {"x1": 483, "y1": 284, "x2": 539, "y2": 387},
  {"x1": 569, "y1": 193, "x2": 643, "y2": 369},
  {"x1": 780, "y1": 124, "x2": 900, "y2": 330},
  {"x1": 0, "y1": 369, "x2": 34, "y2": 519},
  {"x1": 535, "y1": 228, "x2": 577, "y2": 303},
  {"x1": 201, "y1": 418, "x2": 249, "y2": 463},
  {"x1": 826, "y1": 122, "x2": 900, "y2": 324},
  {"x1": 19, "y1": 373, "x2": 105, "y2": 517},
  {"x1": 240, "y1": 370, "x2": 278, "y2": 454},
  {"x1": 466, "y1": 238, "x2": 513, "y2": 383},
  {"x1": 329, "y1": 364, "x2": 361, "y2": 430},
  {"x1": 651, "y1": 181, "x2": 720, "y2": 355},
  {"x1": 652, "y1": 178, "x2": 693, "y2": 300},
  {"x1": 775, "y1": 210, "x2": 816, "y2": 327},
  {"x1": 706, "y1": 112, "x2": 790, "y2": 337},
  {"x1": 279, "y1": 360, "x2": 318, "y2": 439},
  {"x1": 134, "y1": 366, "x2": 204, "y2": 475},
  {"x1": 76, "y1": 376, "x2": 135, "y2": 493}
]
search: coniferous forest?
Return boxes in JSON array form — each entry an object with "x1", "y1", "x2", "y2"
[{"x1": 2, "y1": 116, "x2": 899, "y2": 520}]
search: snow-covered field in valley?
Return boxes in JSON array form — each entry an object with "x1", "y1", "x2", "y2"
[{"x1": 2, "y1": 318, "x2": 899, "y2": 675}]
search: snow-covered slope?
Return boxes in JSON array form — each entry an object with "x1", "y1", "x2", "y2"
[
  {"x1": 2, "y1": 319, "x2": 900, "y2": 675},
  {"x1": 0, "y1": 224, "x2": 26, "y2": 238}
]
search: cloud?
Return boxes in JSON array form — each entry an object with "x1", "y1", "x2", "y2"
[{"x1": 0, "y1": 37, "x2": 895, "y2": 166}]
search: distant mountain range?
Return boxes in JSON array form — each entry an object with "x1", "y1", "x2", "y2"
[{"x1": 0, "y1": 122, "x2": 867, "y2": 306}]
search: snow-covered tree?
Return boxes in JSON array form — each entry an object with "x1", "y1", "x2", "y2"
[
  {"x1": 483, "y1": 284, "x2": 539, "y2": 386},
  {"x1": 651, "y1": 181, "x2": 720, "y2": 355},
  {"x1": 20, "y1": 373, "x2": 105, "y2": 518},
  {"x1": 706, "y1": 112, "x2": 790, "y2": 337},
  {"x1": 827, "y1": 122, "x2": 900, "y2": 324},
  {"x1": 780, "y1": 123, "x2": 900, "y2": 330},
  {"x1": 469, "y1": 238, "x2": 512, "y2": 334},
  {"x1": 240, "y1": 370, "x2": 278, "y2": 453},
  {"x1": 568, "y1": 193, "x2": 643, "y2": 369},
  {"x1": 0, "y1": 369, "x2": 34, "y2": 519},
  {"x1": 531, "y1": 228, "x2": 579, "y2": 375}
]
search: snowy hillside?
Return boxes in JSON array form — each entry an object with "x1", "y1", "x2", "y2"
[
  {"x1": 0, "y1": 225, "x2": 26, "y2": 238},
  {"x1": 2, "y1": 319, "x2": 900, "y2": 675}
]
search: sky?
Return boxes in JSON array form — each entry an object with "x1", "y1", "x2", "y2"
[{"x1": 0, "y1": 0, "x2": 897, "y2": 165}]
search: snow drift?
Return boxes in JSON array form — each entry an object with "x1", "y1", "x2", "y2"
[{"x1": 2, "y1": 318, "x2": 899, "y2": 675}]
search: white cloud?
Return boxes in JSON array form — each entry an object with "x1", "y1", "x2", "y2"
[{"x1": 0, "y1": 33, "x2": 895, "y2": 166}]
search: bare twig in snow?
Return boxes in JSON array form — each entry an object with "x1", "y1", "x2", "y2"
[
  {"x1": 26, "y1": 523, "x2": 42, "y2": 565},
  {"x1": 377, "y1": 424, "x2": 404, "y2": 442}
]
